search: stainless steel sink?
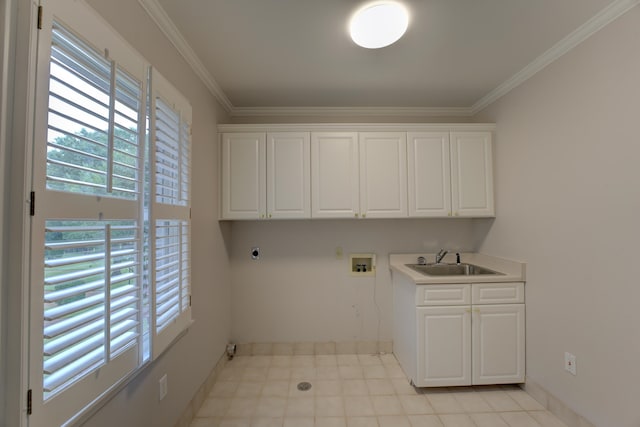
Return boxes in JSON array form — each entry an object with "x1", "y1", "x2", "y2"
[{"x1": 406, "y1": 263, "x2": 504, "y2": 276}]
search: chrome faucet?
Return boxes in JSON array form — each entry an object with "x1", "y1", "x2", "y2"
[{"x1": 435, "y1": 249, "x2": 448, "y2": 264}]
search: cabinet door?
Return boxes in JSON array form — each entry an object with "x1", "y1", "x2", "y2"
[
  {"x1": 407, "y1": 132, "x2": 451, "y2": 217},
  {"x1": 311, "y1": 132, "x2": 360, "y2": 218},
  {"x1": 220, "y1": 133, "x2": 266, "y2": 219},
  {"x1": 472, "y1": 304, "x2": 525, "y2": 385},
  {"x1": 267, "y1": 132, "x2": 310, "y2": 219},
  {"x1": 450, "y1": 132, "x2": 494, "y2": 217},
  {"x1": 359, "y1": 132, "x2": 407, "y2": 218},
  {"x1": 417, "y1": 306, "x2": 471, "y2": 387}
]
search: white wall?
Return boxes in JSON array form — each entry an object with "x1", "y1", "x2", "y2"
[
  {"x1": 473, "y1": 7, "x2": 640, "y2": 427},
  {"x1": 230, "y1": 218, "x2": 484, "y2": 344}
]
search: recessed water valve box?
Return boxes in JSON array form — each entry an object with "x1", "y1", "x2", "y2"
[{"x1": 350, "y1": 253, "x2": 376, "y2": 276}]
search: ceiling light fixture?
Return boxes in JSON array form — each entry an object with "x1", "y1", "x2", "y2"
[{"x1": 349, "y1": 1, "x2": 409, "y2": 49}]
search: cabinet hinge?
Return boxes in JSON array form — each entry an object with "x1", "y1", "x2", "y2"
[
  {"x1": 37, "y1": 6, "x2": 43, "y2": 30},
  {"x1": 29, "y1": 191, "x2": 35, "y2": 216},
  {"x1": 27, "y1": 389, "x2": 32, "y2": 415}
]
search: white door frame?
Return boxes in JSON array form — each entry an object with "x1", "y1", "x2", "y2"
[{"x1": 2, "y1": 0, "x2": 39, "y2": 426}]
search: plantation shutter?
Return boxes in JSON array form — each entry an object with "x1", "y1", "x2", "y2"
[
  {"x1": 29, "y1": 1, "x2": 148, "y2": 426},
  {"x1": 150, "y1": 70, "x2": 192, "y2": 359}
]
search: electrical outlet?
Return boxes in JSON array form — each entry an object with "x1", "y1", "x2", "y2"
[
  {"x1": 564, "y1": 352, "x2": 577, "y2": 375},
  {"x1": 159, "y1": 374, "x2": 168, "y2": 400}
]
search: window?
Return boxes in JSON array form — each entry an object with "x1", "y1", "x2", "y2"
[
  {"x1": 29, "y1": 1, "x2": 191, "y2": 425},
  {"x1": 150, "y1": 71, "x2": 192, "y2": 358}
]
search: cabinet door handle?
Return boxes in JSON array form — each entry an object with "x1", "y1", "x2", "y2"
[
  {"x1": 354, "y1": 213, "x2": 359, "y2": 218},
  {"x1": 362, "y1": 213, "x2": 366, "y2": 218},
  {"x1": 268, "y1": 214, "x2": 272, "y2": 219}
]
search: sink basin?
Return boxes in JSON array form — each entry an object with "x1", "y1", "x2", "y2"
[{"x1": 406, "y1": 263, "x2": 504, "y2": 276}]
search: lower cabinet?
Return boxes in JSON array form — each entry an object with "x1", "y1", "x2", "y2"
[
  {"x1": 394, "y1": 278, "x2": 525, "y2": 387},
  {"x1": 472, "y1": 303, "x2": 525, "y2": 385},
  {"x1": 417, "y1": 306, "x2": 471, "y2": 387}
]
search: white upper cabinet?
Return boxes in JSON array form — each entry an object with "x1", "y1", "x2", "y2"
[
  {"x1": 359, "y1": 132, "x2": 407, "y2": 218},
  {"x1": 450, "y1": 132, "x2": 495, "y2": 217},
  {"x1": 408, "y1": 131, "x2": 494, "y2": 218},
  {"x1": 267, "y1": 132, "x2": 310, "y2": 219},
  {"x1": 219, "y1": 125, "x2": 495, "y2": 220},
  {"x1": 221, "y1": 132, "x2": 311, "y2": 220},
  {"x1": 311, "y1": 132, "x2": 360, "y2": 218},
  {"x1": 407, "y1": 132, "x2": 451, "y2": 217},
  {"x1": 220, "y1": 132, "x2": 266, "y2": 219}
]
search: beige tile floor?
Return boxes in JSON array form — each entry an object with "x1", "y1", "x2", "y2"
[{"x1": 190, "y1": 354, "x2": 567, "y2": 427}]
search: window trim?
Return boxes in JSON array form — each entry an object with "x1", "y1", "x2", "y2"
[
  {"x1": 25, "y1": 0, "x2": 194, "y2": 425},
  {"x1": 29, "y1": 3, "x2": 148, "y2": 425},
  {"x1": 149, "y1": 69, "x2": 193, "y2": 360}
]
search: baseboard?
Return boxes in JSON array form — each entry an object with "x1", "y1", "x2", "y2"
[
  {"x1": 235, "y1": 341, "x2": 394, "y2": 356},
  {"x1": 521, "y1": 377, "x2": 596, "y2": 427}
]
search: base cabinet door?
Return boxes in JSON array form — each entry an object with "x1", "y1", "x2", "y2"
[
  {"x1": 472, "y1": 304, "x2": 525, "y2": 384},
  {"x1": 417, "y1": 306, "x2": 471, "y2": 387}
]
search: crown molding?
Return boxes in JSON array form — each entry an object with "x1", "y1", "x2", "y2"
[
  {"x1": 471, "y1": 0, "x2": 640, "y2": 114},
  {"x1": 137, "y1": 0, "x2": 233, "y2": 112},
  {"x1": 139, "y1": 0, "x2": 638, "y2": 118},
  {"x1": 218, "y1": 123, "x2": 496, "y2": 133},
  {"x1": 229, "y1": 106, "x2": 473, "y2": 118}
]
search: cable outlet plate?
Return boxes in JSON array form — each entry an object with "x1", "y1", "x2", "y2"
[{"x1": 564, "y1": 352, "x2": 577, "y2": 375}]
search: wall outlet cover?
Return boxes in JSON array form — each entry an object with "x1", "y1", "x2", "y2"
[{"x1": 159, "y1": 374, "x2": 168, "y2": 400}]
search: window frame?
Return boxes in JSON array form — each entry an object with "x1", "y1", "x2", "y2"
[
  {"x1": 149, "y1": 70, "x2": 193, "y2": 360},
  {"x1": 26, "y1": 0, "x2": 193, "y2": 425}
]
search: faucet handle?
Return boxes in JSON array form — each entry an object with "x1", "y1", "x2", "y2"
[
  {"x1": 417, "y1": 256, "x2": 426, "y2": 265},
  {"x1": 435, "y1": 249, "x2": 448, "y2": 263}
]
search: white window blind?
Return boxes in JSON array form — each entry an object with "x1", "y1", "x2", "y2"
[
  {"x1": 29, "y1": 1, "x2": 148, "y2": 426},
  {"x1": 29, "y1": 0, "x2": 194, "y2": 424},
  {"x1": 43, "y1": 220, "x2": 140, "y2": 396},
  {"x1": 149, "y1": 71, "x2": 192, "y2": 359},
  {"x1": 47, "y1": 22, "x2": 142, "y2": 200}
]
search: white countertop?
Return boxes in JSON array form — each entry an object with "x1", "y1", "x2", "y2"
[{"x1": 390, "y1": 253, "x2": 526, "y2": 284}]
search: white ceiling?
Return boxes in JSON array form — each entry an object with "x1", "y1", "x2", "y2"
[{"x1": 149, "y1": 0, "x2": 626, "y2": 115}]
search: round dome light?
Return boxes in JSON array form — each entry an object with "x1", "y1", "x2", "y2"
[{"x1": 349, "y1": 1, "x2": 409, "y2": 49}]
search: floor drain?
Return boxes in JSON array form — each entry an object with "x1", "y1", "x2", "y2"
[{"x1": 297, "y1": 381, "x2": 312, "y2": 391}]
